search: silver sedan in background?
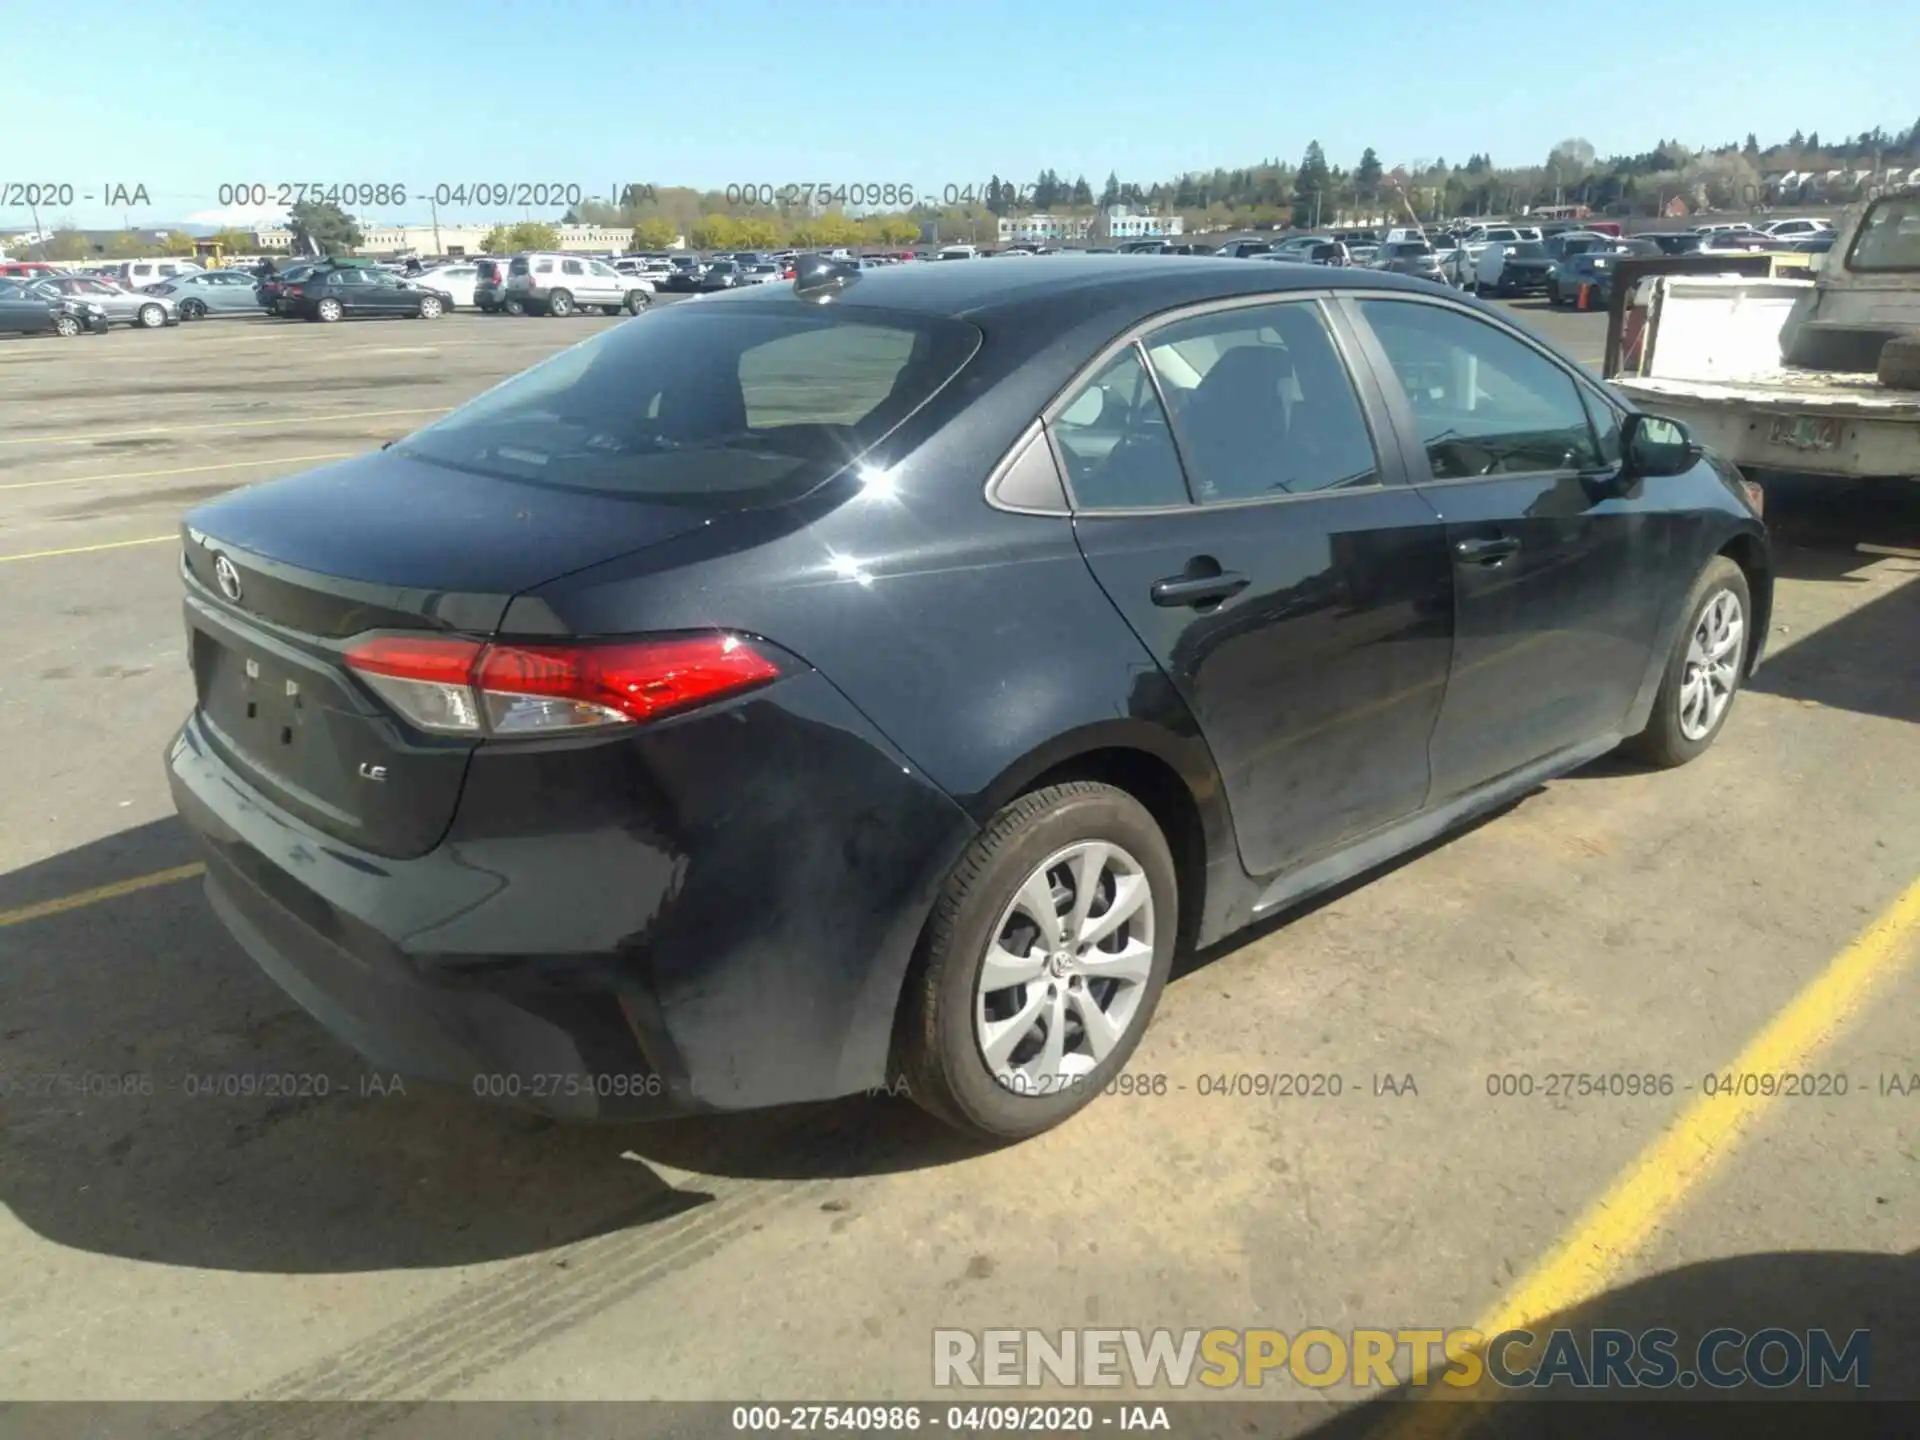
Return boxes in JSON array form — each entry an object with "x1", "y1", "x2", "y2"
[{"x1": 27, "y1": 274, "x2": 178, "y2": 329}]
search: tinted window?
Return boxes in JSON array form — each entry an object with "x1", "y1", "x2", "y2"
[
  {"x1": 395, "y1": 306, "x2": 980, "y2": 503},
  {"x1": 562, "y1": 259, "x2": 584, "y2": 275},
  {"x1": 1143, "y1": 303, "x2": 1378, "y2": 500},
  {"x1": 1846, "y1": 197, "x2": 1920, "y2": 272},
  {"x1": 1051, "y1": 346, "x2": 1189, "y2": 509},
  {"x1": 1358, "y1": 300, "x2": 1601, "y2": 478},
  {"x1": 0, "y1": 280, "x2": 23, "y2": 298}
]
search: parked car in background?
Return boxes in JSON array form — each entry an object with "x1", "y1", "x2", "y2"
[
  {"x1": 412, "y1": 263, "x2": 481, "y2": 309},
  {"x1": 1373, "y1": 240, "x2": 1444, "y2": 281},
  {"x1": 505, "y1": 253, "x2": 652, "y2": 316},
  {"x1": 258, "y1": 262, "x2": 321, "y2": 315},
  {"x1": 1475, "y1": 239, "x2": 1554, "y2": 296},
  {"x1": 1760, "y1": 217, "x2": 1833, "y2": 239},
  {"x1": 1218, "y1": 239, "x2": 1275, "y2": 258},
  {"x1": 0, "y1": 276, "x2": 111, "y2": 335},
  {"x1": 166, "y1": 255, "x2": 1770, "y2": 1145},
  {"x1": 740, "y1": 262, "x2": 784, "y2": 285},
  {"x1": 27, "y1": 273, "x2": 177, "y2": 329},
  {"x1": 1541, "y1": 231, "x2": 1614, "y2": 263},
  {"x1": 280, "y1": 264, "x2": 450, "y2": 322},
  {"x1": 473, "y1": 256, "x2": 517, "y2": 313},
  {"x1": 1443, "y1": 224, "x2": 1545, "y2": 287},
  {"x1": 0, "y1": 259, "x2": 61, "y2": 279},
  {"x1": 658, "y1": 255, "x2": 710, "y2": 290},
  {"x1": 146, "y1": 269, "x2": 266, "y2": 320},
  {"x1": 698, "y1": 260, "x2": 747, "y2": 291},
  {"x1": 1547, "y1": 238, "x2": 1661, "y2": 307},
  {"x1": 1640, "y1": 231, "x2": 1706, "y2": 256},
  {"x1": 114, "y1": 257, "x2": 202, "y2": 290}
]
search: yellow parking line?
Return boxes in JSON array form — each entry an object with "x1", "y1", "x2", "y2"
[
  {"x1": 0, "y1": 407, "x2": 448, "y2": 448},
  {"x1": 1473, "y1": 873, "x2": 1920, "y2": 1336},
  {"x1": 0, "y1": 862, "x2": 205, "y2": 931},
  {"x1": 0, "y1": 452, "x2": 359, "y2": 492},
  {"x1": 0, "y1": 534, "x2": 175, "y2": 564}
]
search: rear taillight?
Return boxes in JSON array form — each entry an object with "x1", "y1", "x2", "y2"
[
  {"x1": 344, "y1": 632, "x2": 786, "y2": 737},
  {"x1": 286, "y1": 285, "x2": 303, "y2": 297}
]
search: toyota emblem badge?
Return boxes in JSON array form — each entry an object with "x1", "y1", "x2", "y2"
[{"x1": 213, "y1": 553, "x2": 243, "y2": 603}]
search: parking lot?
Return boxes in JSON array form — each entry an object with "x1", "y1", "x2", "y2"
[{"x1": 1, "y1": 302, "x2": 1916, "y2": 1428}]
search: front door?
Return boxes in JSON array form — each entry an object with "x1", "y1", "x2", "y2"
[
  {"x1": 1061, "y1": 297, "x2": 1455, "y2": 879},
  {"x1": 1345, "y1": 295, "x2": 1672, "y2": 802}
]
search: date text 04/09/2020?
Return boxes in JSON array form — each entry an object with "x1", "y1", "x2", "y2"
[{"x1": 721, "y1": 183, "x2": 1035, "y2": 208}]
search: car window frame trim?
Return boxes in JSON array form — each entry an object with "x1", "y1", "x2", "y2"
[{"x1": 988, "y1": 289, "x2": 1412, "y2": 520}]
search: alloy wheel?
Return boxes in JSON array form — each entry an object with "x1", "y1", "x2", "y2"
[
  {"x1": 1679, "y1": 589, "x2": 1744, "y2": 740},
  {"x1": 974, "y1": 840, "x2": 1156, "y2": 1097}
]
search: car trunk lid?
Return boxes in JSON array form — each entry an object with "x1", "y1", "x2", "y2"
[{"x1": 180, "y1": 449, "x2": 715, "y2": 859}]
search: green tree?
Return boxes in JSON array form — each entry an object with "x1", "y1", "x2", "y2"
[
  {"x1": 1071, "y1": 175, "x2": 1093, "y2": 208},
  {"x1": 106, "y1": 231, "x2": 149, "y2": 259},
  {"x1": 565, "y1": 199, "x2": 626, "y2": 226},
  {"x1": 689, "y1": 214, "x2": 741, "y2": 250},
  {"x1": 287, "y1": 199, "x2": 362, "y2": 255},
  {"x1": 1099, "y1": 171, "x2": 1120, "y2": 208},
  {"x1": 1293, "y1": 141, "x2": 1332, "y2": 227},
  {"x1": 43, "y1": 229, "x2": 92, "y2": 261},
  {"x1": 162, "y1": 231, "x2": 197, "y2": 257},
  {"x1": 480, "y1": 221, "x2": 559, "y2": 253},
  {"x1": 629, "y1": 217, "x2": 677, "y2": 250},
  {"x1": 210, "y1": 228, "x2": 257, "y2": 254},
  {"x1": 1355, "y1": 147, "x2": 1383, "y2": 203}
]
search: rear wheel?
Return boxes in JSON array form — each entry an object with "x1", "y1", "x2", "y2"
[
  {"x1": 179, "y1": 298, "x2": 207, "y2": 321},
  {"x1": 546, "y1": 289, "x2": 574, "y2": 317},
  {"x1": 416, "y1": 295, "x2": 443, "y2": 319},
  {"x1": 1623, "y1": 556, "x2": 1751, "y2": 768},
  {"x1": 601, "y1": 304, "x2": 622, "y2": 316},
  {"x1": 137, "y1": 303, "x2": 166, "y2": 329},
  {"x1": 896, "y1": 782, "x2": 1176, "y2": 1142}
]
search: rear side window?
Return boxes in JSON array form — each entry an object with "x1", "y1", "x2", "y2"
[
  {"x1": 395, "y1": 305, "x2": 981, "y2": 504},
  {"x1": 1143, "y1": 302, "x2": 1379, "y2": 500}
]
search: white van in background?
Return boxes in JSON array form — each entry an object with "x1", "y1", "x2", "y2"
[{"x1": 114, "y1": 258, "x2": 203, "y2": 291}]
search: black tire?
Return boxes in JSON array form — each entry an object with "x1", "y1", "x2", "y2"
[
  {"x1": 896, "y1": 781, "x2": 1177, "y2": 1143},
  {"x1": 179, "y1": 299, "x2": 207, "y2": 321},
  {"x1": 1622, "y1": 556, "x2": 1752, "y2": 769},
  {"x1": 546, "y1": 289, "x2": 574, "y2": 317},
  {"x1": 503, "y1": 296, "x2": 526, "y2": 316},
  {"x1": 625, "y1": 290, "x2": 650, "y2": 314},
  {"x1": 1878, "y1": 334, "x2": 1920, "y2": 390},
  {"x1": 315, "y1": 298, "x2": 343, "y2": 323},
  {"x1": 1547, "y1": 282, "x2": 1562, "y2": 307},
  {"x1": 601, "y1": 304, "x2": 622, "y2": 316},
  {"x1": 53, "y1": 313, "x2": 81, "y2": 337}
]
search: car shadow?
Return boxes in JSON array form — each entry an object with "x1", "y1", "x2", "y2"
[
  {"x1": 0, "y1": 818, "x2": 985, "y2": 1275},
  {"x1": 1748, "y1": 567, "x2": 1920, "y2": 726},
  {"x1": 1283, "y1": 1247, "x2": 1916, "y2": 1439}
]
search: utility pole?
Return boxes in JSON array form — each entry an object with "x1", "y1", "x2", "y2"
[
  {"x1": 27, "y1": 197, "x2": 45, "y2": 260},
  {"x1": 431, "y1": 195, "x2": 444, "y2": 257}
]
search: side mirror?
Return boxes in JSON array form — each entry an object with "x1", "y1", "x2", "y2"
[{"x1": 1622, "y1": 413, "x2": 1701, "y2": 477}]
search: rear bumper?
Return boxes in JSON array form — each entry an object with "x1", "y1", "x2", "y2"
[{"x1": 167, "y1": 671, "x2": 975, "y2": 1119}]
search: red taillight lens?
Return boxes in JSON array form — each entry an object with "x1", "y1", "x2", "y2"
[
  {"x1": 343, "y1": 633, "x2": 784, "y2": 737},
  {"x1": 286, "y1": 285, "x2": 303, "y2": 297}
]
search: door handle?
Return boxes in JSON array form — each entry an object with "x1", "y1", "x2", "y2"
[
  {"x1": 1454, "y1": 536, "x2": 1521, "y2": 565},
  {"x1": 1151, "y1": 571, "x2": 1250, "y2": 607}
]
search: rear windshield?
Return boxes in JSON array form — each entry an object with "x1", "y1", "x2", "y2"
[
  {"x1": 1846, "y1": 197, "x2": 1920, "y2": 272},
  {"x1": 1508, "y1": 242, "x2": 1546, "y2": 258},
  {"x1": 393, "y1": 304, "x2": 982, "y2": 504}
]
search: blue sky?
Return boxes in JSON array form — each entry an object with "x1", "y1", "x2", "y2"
[{"x1": 6, "y1": 0, "x2": 1915, "y2": 229}]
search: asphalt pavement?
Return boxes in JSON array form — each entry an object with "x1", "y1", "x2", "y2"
[{"x1": 0, "y1": 299, "x2": 1914, "y2": 1430}]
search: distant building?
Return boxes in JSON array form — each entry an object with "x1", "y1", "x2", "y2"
[
  {"x1": 1086, "y1": 205, "x2": 1184, "y2": 243},
  {"x1": 997, "y1": 213, "x2": 1093, "y2": 244},
  {"x1": 254, "y1": 222, "x2": 631, "y2": 257}
]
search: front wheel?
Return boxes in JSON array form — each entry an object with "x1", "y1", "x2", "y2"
[
  {"x1": 896, "y1": 781, "x2": 1176, "y2": 1142},
  {"x1": 315, "y1": 298, "x2": 343, "y2": 323},
  {"x1": 53, "y1": 313, "x2": 81, "y2": 337},
  {"x1": 1622, "y1": 556, "x2": 1751, "y2": 768},
  {"x1": 625, "y1": 290, "x2": 650, "y2": 315},
  {"x1": 503, "y1": 296, "x2": 526, "y2": 316},
  {"x1": 179, "y1": 299, "x2": 207, "y2": 321}
]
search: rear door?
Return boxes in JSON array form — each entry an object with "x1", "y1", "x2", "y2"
[
  {"x1": 1060, "y1": 295, "x2": 1455, "y2": 878},
  {"x1": 1343, "y1": 294, "x2": 1672, "y2": 801},
  {"x1": 0, "y1": 279, "x2": 52, "y2": 333}
]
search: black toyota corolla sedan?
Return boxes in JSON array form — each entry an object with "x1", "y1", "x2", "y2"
[{"x1": 168, "y1": 255, "x2": 1770, "y2": 1141}]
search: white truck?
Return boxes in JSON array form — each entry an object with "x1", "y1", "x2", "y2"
[{"x1": 1609, "y1": 187, "x2": 1920, "y2": 482}]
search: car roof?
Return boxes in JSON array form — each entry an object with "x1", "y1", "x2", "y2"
[{"x1": 687, "y1": 253, "x2": 1443, "y2": 323}]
